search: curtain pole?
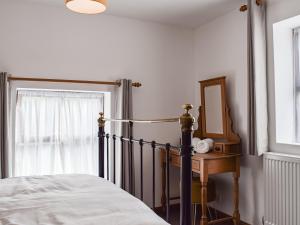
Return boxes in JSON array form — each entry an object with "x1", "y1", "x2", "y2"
[
  {"x1": 240, "y1": 0, "x2": 263, "y2": 12},
  {"x1": 7, "y1": 76, "x2": 142, "y2": 88}
]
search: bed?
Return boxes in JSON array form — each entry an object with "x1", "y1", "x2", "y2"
[
  {"x1": 0, "y1": 104, "x2": 193, "y2": 225},
  {"x1": 0, "y1": 174, "x2": 169, "y2": 225}
]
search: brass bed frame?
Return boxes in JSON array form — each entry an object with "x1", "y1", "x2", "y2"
[{"x1": 98, "y1": 104, "x2": 195, "y2": 225}]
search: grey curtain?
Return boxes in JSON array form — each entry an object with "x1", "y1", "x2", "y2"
[
  {"x1": 247, "y1": 0, "x2": 268, "y2": 156},
  {"x1": 0, "y1": 72, "x2": 9, "y2": 178},
  {"x1": 114, "y1": 79, "x2": 133, "y2": 192}
]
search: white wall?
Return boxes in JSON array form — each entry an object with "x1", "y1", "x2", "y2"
[
  {"x1": 4, "y1": 0, "x2": 300, "y2": 223},
  {"x1": 192, "y1": 1, "x2": 300, "y2": 224},
  {"x1": 194, "y1": 10, "x2": 264, "y2": 225},
  {"x1": 0, "y1": 0, "x2": 195, "y2": 207},
  {"x1": 268, "y1": 0, "x2": 300, "y2": 155}
]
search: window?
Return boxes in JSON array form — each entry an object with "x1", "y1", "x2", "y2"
[
  {"x1": 14, "y1": 89, "x2": 105, "y2": 177},
  {"x1": 294, "y1": 27, "x2": 300, "y2": 142},
  {"x1": 273, "y1": 15, "x2": 300, "y2": 145}
]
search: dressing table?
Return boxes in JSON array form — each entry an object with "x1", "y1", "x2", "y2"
[{"x1": 160, "y1": 77, "x2": 241, "y2": 225}]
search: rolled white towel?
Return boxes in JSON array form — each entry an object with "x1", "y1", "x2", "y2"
[
  {"x1": 203, "y1": 138, "x2": 214, "y2": 149},
  {"x1": 192, "y1": 137, "x2": 201, "y2": 148},
  {"x1": 192, "y1": 138, "x2": 214, "y2": 153},
  {"x1": 195, "y1": 140, "x2": 210, "y2": 153}
]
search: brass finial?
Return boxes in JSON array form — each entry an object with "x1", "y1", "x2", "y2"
[
  {"x1": 240, "y1": 0, "x2": 262, "y2": 12},
  {"x1": 98, "y1": 112, "x2": 105, "y2": 127},
  {"x1": 180, "y1": 104, "x2": 195, "y2": 133},
  {"x1": 183, "y1": 104, "x2": 193, "y2": 114},
  {"x1": 240, "y1": 4, "x2": 247, "y2": 12},
  {"x1": 256, "y1": 0, "x2": 262, "y2": 6},
  {"x1": 132, "y1": 82, "x2": 142, "y2": 88}
]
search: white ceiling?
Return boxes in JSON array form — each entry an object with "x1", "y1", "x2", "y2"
[{"x1": 23, "y1": 0, "x2": 242, "y2": 28}]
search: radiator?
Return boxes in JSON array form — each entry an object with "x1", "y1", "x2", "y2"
[{"x1": 264, "y1": 153, "x2": 300, "y2": 225}]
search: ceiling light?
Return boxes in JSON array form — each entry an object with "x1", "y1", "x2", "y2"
[{"x1": 65, "y1": 0, "x2": 107, "y2": 14}]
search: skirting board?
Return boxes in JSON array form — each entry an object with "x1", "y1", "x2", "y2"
[{"x1": 154, "y1": 204, "x2": 250, "y2": 225}]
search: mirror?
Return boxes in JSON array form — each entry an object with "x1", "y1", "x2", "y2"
[
  {"x1": 204, "y1": 85, "x2": 223, "y2": 134},
  {"x1": 200, "y1": 77, "x2": 227, "y2": 139},
  {"x1": 193, "y1": 76, "x2": 241, "y2": 148}
]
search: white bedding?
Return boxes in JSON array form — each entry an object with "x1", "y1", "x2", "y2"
[{"x1": 0, "y1": 174, "x2": 169, "y2": 225}]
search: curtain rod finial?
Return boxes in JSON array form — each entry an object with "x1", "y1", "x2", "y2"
[
  {"x1": 256, "y1": 0, "x2": 263, "y2": 6},
  {"x1": 240, "y1": 4, "x2": 248, "y2": 12},
  {"x1": 240, "y1": 0, "x2": 263, "y2": 12},
  {"x1": 132, "y1": 82, "x2": 142, "y2": 88}
]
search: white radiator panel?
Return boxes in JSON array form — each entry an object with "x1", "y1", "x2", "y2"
[{"x1": 264, "y1": 153, "x2": 300, "y2": 225}]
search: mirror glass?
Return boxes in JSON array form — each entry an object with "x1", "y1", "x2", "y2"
[{"x1": 204, "y1": 85, "x2": 223, "y2": 134}]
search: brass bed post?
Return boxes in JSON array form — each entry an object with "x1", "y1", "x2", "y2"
[
  {"x1": 179, "y1": 104, "x2": 195, "y2": 225},
  {"x1": 98, "y1": 112, "x2": 105, "y2": 178}
]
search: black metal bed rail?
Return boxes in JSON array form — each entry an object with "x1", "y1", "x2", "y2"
[
  {"x1": 110, "y1": 135, "x2": 179, "y2": 149},
  {"x1": 99, "y1": 129, "x2": 179, "y2": 220},
  {"x1": 98, "y1": 104, "x2": 195, "y2": 225}
]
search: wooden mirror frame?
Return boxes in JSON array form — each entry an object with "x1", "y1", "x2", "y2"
[
  {"x1": 194, "y1": 76, "x2": 240, "y2": 142},
  {"x1": 201, "y1": 77, "x2": 227, "y2": 138}
]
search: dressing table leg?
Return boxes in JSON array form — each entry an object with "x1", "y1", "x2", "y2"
[
  {"x1": 200, "y1": 173, "x2": 208, "y2": 225},
  {"x1": 233, "y1": 157, "x2": 240, "y2": 225}
]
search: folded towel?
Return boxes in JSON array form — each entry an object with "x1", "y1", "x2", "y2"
[
  {"x1": 195, "y1": 140, "x2": 210, "y2": 153},
  {"x1": 203, "y1": 138, "x2": 214, "y2": 149},
  {"x1": 192, "y1": 137, "x2": 201, "y2": 148},
  {"x1": 192, "y1": 138, "x2": 214, "y2": 153}
]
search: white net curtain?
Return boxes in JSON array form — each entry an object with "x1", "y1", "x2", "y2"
[{"x1": 14, "y1": 89, "x2": 104, "y2": 177}]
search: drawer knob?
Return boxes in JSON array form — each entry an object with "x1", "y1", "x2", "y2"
[{"x1": 215, "y1": 146, "x2": 221, "y2": 151}]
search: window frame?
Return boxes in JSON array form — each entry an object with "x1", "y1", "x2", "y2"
[
  {"x1": 9, "y1": 80, "x2": 114, "y2": 177},
  {"x1": 294, "y1": 27, "x2": 300, "y2": 143},
  {"x1": 273, "y1": 15, "x2": 300, "y2": 146}
]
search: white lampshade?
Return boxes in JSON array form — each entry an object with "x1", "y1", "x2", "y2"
[{"x1": 65, "y1": 0, "x2": 107, "y2": 14}]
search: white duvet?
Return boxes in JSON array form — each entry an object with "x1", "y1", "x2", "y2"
[{"x1": 0, "y1": 174, "x2": 169, "y2": 225}]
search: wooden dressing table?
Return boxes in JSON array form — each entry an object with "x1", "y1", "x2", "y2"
[{"x1": 160, "y1": 77, "x2": 241, "y2": 225}]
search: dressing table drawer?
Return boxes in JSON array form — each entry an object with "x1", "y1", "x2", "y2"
[
  {"x1": 214, "y1": 143, "x2": 223, "y2": 153},
  {"x1": 170, "y1": 154, "x2": 180, "y2": 166},
  {"x1": 169, "y1": 153, "x2": 200, "y2": 171},
  {"x1": 192, "y1": 160, "x2": 200, "y2": 171}
]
